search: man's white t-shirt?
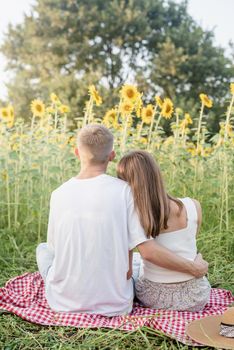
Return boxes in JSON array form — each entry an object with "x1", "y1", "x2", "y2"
[{"x1": 45, "y1": 174, "x2": 148, "y2": 316}]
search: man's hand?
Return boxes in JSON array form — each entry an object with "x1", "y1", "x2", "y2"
[
  {"x1": 137, "y1": 240, "x2": 209, "y2": 277},
  {"x1": 127, "y1": 268, "x2": 133, "y2": 280},
  {"x1": 191, "y1": 253, "x2": 209, "y2": 278}
]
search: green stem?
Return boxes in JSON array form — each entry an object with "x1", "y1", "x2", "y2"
[
  {"x1": 224, "y1": 94, "x2": 234, "y2": 141},
  {"x1": 63, "y1": 115, "x2": 67, "y2": 134},
  {"x1": 30, "y1": 114, "x2": 35, "y2": 134},
  {"x1": 197, "y1": 104, "x2": 204, "y2": 150},
  {"x1": 83, "y1": 97, "x2": 93, "y2": 127},
  {"x1": 121, "y1": 115, "x2": 129, "y2": 153},
  {"x1": 224, "y1": 162, "x2": 229, "y2": 231},
  {"x1": 154, "y1": 113, "x2": 162, "y2": 134},
  {"x1": 219, "y1": 150, "x2": 224, "y2": 233},
  {"x1": 147, "y1": 108, "x2": 158, "y2": 149},
  {"x1": 174, "y1": 112, "x2": 180, "y2": 145},
  {"x1": 147, "y1": 117, "x2": 155, "y2": 149},
  {"x1": 137, "y1": 120, "x2": 144, "y2": 140},
  {"x1": 87, "y1": 99, "x2": 94, "y2": 124},
  {"x1": 5, "y1": 140, "x2": 11, "y2": 229},
  {"x1": 182, "y1": 125, "x2": 186, "y2": 146},
  {"x1": 54, "y1": 108, "x2": 58, "y2": 130}
]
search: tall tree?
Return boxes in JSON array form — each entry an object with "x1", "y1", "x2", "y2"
[{"x1": 1, "y1": 0, "x2": 234, "y2": 131}]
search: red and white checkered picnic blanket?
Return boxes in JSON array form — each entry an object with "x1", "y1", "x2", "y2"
[{"x1": 0, "y1": 272, "x2": 233, "y2": 346}]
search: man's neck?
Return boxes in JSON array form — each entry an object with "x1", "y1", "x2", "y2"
[{"x1": 76, "y1": 164, "x2": 107, "y2": 180}]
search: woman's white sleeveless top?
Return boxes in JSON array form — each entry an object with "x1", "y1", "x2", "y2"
[{"x1": 141, "y1": 197, "x2": 198, "y2": 283}]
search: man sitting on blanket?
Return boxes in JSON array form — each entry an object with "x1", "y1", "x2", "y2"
[{"x1": 36, "y1": 124, "x2": 208, "y2": 316}]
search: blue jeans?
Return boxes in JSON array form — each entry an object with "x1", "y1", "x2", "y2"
[{"x1": 36, "y1": 243, "x2": 54, "y2": 281}]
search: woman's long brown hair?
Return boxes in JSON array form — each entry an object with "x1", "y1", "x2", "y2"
[{"x1": 117, "y1": 150, "x2": 183, "y2": 238}]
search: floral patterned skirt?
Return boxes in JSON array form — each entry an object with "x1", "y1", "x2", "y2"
[{"x1": 135, "y1": 276, "x2": 211, "y2": 312}]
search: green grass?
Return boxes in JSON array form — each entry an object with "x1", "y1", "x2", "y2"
[
  {"x1": 0, "y1": 219, "x2": 233, "y2": 349},
  {"x1": 0, "y1": 316, "x2": 205, "y2": 350}
]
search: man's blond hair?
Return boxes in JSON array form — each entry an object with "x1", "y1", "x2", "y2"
[{"x1": 77, "y1": 124, "x2": 114, "y2": 164}]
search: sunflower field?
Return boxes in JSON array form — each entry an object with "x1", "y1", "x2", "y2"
[{"x1": 0, "y1": 84, "x2": 233, "y2": 349}]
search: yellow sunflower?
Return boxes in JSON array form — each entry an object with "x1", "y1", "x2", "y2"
[
  {"x1": 185, "y1": 113, "x2": 192, "y2": 125},
  {"x1": 115, "y1": 124, "x2": 123, "y2": 132},
  {"x1": 139, "y1": 137, "x2": 147, "y2": 145},
  {"x1": 103, "y1": 109, "x2": 117, "y2": 127},
  {"x1": 59, "y1": 105, "x2": 70, "y2": 114},
  {"x1": 120, "y1": 101, "x2": 134, "y2": 116},
  {"x1": 68, "y1": 136, "x2": 76, "y2": 146},
  {"x1": 7, "y1": 117, "x2": 14, "y2": 128},
  {"x1": 50, "y1": 93, "x2": 60, "y2": 104},
  {"x1": 141, "y1": 104, "x2": 154, "y2": 124},
  {"x1": 46, "y1": 106, "x2": 55, "y2": 114},
  {"x1": 199, "y1": 93, "x2": 212, "y2": 108},
  {"x1": 155, "y1": 96, "x2": 163, "y2": 109},
  {"x1": 8, "y1": 105, "x2": 14, "y2": 119},
  {"x1": 226, "y1": 123, "x2": 232, "y2": 136},
  {"x1": 0, "y1": 106, "x2": 14, "y2": 127},
  {"x1": 0, "y1": 107, "x2": 10, "y2": 120},
  {"x1": 135, "y1": 93, "x2": 143, "y2": 117},
  {"x1": 31, "y1": 99, "x2": 45, "y2": 117},
  {"x1": 89, "y1": 85, "x2": 102, "y2": 106},
  {"x1": 161, "y1": 98, "x2": 174, "y2": 119},
  {"x1": 230, "y1": 83, "x2": 234, "y2": 95},
  {"x1": 120, "y1": 85, "x2": 138, "y2": 102},
  {"x1": 179, "y1": 119, "x2": 187, "y2": 129}
]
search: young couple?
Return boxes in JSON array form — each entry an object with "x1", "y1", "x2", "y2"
[{"x1": 36, "y1": 124, "x2": 210, "y2": 317}]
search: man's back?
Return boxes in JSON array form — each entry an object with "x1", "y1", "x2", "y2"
[{"x1": 45, "y1": 174, "x2": 147, "y2": 316}]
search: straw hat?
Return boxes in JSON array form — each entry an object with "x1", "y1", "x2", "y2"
[{"x1": 186, "y1": 307, "x2": 234, "y2": 349}]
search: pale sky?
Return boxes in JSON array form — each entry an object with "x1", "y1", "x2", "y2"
[{"x1": 0, "y1": 0, "x2": 233, "y2": 99}]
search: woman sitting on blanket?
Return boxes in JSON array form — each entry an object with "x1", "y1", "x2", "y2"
[{"x1": 117, "y1": 150, "x2": 211, "y2": 312}]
